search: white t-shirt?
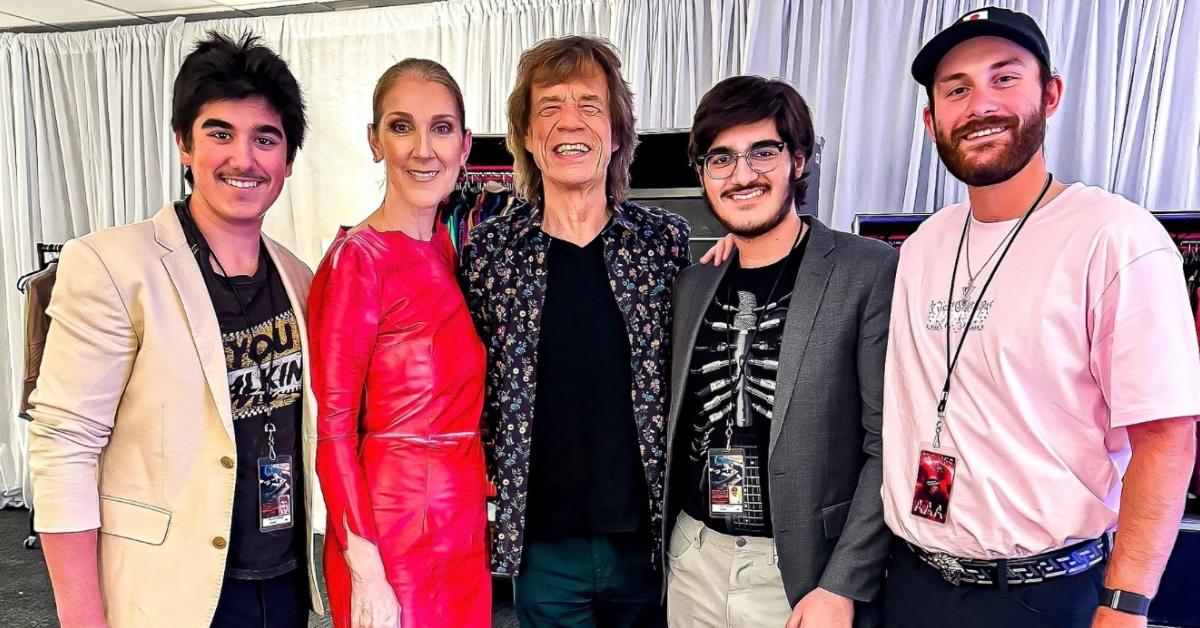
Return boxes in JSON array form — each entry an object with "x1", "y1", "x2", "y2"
[{"x1": 882, "y1": 182, "x2": 1200, "y2": 559}]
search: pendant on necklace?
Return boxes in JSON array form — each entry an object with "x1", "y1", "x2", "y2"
[{"x1": 960, "y1": 280, "x2": 975, "y2": 303}]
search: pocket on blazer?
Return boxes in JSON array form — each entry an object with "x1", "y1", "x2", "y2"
[
  {"x1": 805, "y1": 331, "x2": 852, "y2": 351},
  {"x1": 821, "y1": 500, "x2": 852, "y2": 539},
  {"x1": 99, "y1": 496, "x2": 172, "y2": 545},
  {"x1": 161, "y1": 401, "x2": 206, "y2": 453}
]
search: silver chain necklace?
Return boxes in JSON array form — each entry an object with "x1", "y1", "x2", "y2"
[{"x1": 962, "y1": 211, "x2": 1024, "y2": 302}]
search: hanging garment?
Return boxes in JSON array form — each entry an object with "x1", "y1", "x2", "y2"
[{"x1": 20, "y1": 265, "x2": 58, "y2": 418}]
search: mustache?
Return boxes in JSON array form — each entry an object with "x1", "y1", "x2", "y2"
[
  {"x1": 951, "y1": 114, "x2": 1021, "y2": 143},
  {"x1": 721, "y1": 182, "x2": 770, "y2": 197},
  {"x1": 217, "y1": 170, "x2": 266, "y2": 180}
]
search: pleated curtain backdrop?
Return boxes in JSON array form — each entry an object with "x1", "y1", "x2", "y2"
[
  {"x1": 1, "y1": 0, "x2": 1197, "y2": 505},
  {"x1": 0, "y1": 21, "x2": 184, "y2": 507}
]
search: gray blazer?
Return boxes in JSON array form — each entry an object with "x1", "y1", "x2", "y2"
[{"x1": 663, "y1": 217, "x2": 897, "y2": 626}]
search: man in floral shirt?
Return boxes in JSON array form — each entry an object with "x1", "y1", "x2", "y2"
[{"x1": 460, "y1": 35, "x2": 689, "y2": 626}]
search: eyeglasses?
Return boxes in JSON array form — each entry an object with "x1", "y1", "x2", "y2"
[{"x1": 695, "y1": 141, "x2": 788, "y2": 180}]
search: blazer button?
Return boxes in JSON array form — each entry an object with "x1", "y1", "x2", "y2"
[
  {"x1": 220, "y1": 457, "x2": 234, "y2": 469},
  {"x1": 213, "y1": 537, "x2": 227, "y2": 549}
]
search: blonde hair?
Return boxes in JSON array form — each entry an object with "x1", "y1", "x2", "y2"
[
  {"x1": 506, "y1": 36, "x2": 638, "y2": 206},
  {"x1": 371, "y1": 58, "x2": 466, "y2": 130}
]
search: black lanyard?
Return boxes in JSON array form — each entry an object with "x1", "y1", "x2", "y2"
[
  {"x1": 720, "y1": 223, "x2": 804, "y2": 442},
  {"x1": 932, "y1": 174, "x2": 1052, "y2": 448},
  {"x1": 175, "y1": 202, "x2": 281, "y2": 459}
]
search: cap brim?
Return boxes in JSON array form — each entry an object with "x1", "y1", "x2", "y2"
[{"x1": 911, "y1": 20, "x2": 1046, "y2": 87}]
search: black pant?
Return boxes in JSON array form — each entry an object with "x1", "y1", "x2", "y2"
[
  {"x1": 514, "y1": 532, "x2": 666, "y2": 628},
  {"x1": 883, "y1": 539, "x2": 1106, "y2": 628},
  {"x1": 211, "y1": 569, "x2": 309, "y2": 628}
]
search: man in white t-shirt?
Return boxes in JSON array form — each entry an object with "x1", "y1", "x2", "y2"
[{"x1": 882, "y1": 7, "x2": 1200, "y2": 628}]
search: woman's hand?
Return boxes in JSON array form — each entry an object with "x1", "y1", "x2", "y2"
[{"x1": 344, "y1": 531, "x2": 401, "y2": 628}]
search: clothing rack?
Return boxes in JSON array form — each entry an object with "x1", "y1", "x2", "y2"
[
  {"x1": 38, "y1": 243, "x2": 64, "y2": 266},
  {"x1": 16, "y1": 243, "x2": 64, "y2": 293},
  {"x1": 457, "y1": 167, "x2": 514, "y2": 194},
  {"x1": 443, "y1": 164, "x2": 516, "y2": 253},
  {"x1": 1182, "y1": 238, "x2": 1200, "y2": 313}
]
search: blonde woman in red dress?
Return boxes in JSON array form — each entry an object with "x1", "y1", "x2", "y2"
[{"x1": 308, "y1": 59, "x2": 489, "y2": 628}]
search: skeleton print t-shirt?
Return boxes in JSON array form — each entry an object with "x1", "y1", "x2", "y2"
[{"x1": 677, "y1": 230, "x2": 809, "y2": 537}]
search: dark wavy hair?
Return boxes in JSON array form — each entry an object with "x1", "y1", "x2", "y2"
[
  {"x1": 171, "y1": 32, "x2": 307, "y2": 184},
  {"x1": 688, "y1": 75, "x2": 815, "y2": 205}
]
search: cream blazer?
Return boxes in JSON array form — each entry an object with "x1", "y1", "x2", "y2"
[{"x1": 28, "y1": 204, "x2": 324, "y2": 627}]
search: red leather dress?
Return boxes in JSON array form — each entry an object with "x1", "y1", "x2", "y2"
[{"x1": 308, "y1": 225, "x2": 489, "y2": 627}]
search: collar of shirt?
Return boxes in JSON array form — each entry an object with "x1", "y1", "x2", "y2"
[{"x1": 512, "y1": 199, "x2": 636, "y2": 242}]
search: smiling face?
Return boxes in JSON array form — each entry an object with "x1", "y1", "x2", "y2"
[
  {"x1": 368, "y1": 76, "x2": 471, "y2": 213},
  {"x1": 699, "y1": 118, "x2": 804, "y2": 238},
  {"x1": 923, "y1": 36, "x2": 1061, "y2": 187},
  {"x1": 523, "y1": 62, "x2": 616, "y2": 199},
  {"x1": 177, "y1": 96, "x2": 292, "y2": 227}
]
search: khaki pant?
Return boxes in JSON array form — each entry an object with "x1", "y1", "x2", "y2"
[{"x1": 666, "y1": 512, "x2": 793, "y2": 627}]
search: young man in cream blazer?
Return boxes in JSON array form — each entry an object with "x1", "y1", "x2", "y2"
[{"x1": 28, "y1": 32, "x2": 323, "y2": 628}]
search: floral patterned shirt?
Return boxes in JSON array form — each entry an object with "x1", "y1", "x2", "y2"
[{"x1": 460, "y1": 200, "x2": 691, "y2": 575}]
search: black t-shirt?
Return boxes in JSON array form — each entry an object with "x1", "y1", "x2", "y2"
[
  {"x1": 674, "y1": 227, "x2": 809, "y2": 537},
  {"x1": 525, "y1": 233, "x2": 647, "y2": 539},
  {"x1": 176, "y1": 201, "x2": 305, "y2": 580}
]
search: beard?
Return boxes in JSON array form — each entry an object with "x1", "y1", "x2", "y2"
[
  {"x1": 704, "y1": 163, "x2": 797, "y2": 238},
  {"x1": 935, "y1": 99, "x2": 1047, "y2": 187}
]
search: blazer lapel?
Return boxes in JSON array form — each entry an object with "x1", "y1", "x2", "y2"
[
  {"x1": 153, "y1": 206, "x2": 235, "y2": 445},
  {"x1": 667, "y1": 258, "x2": 734, "y2": 447},
  {"x1": 262, "y1": 238, "x2": 317, "y2": 442},
  {"x1": 768, "y1": 218, "x2": 836, "y2": 457}
]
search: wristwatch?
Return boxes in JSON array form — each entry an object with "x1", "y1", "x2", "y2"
[{"x1": 1100, "y1": 587, "x2": 1151, "y2": 616}]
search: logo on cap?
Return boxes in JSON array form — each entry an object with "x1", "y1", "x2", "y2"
[{"x1": 963, "y1": 10, "x2": 989, "y2": 21}]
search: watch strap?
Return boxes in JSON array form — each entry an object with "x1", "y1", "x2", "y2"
[{"x1": 1100, "y1": 587, "x2": 1151, "y2": 616}]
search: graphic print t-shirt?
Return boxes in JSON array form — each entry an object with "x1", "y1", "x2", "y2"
[
  {"x1": 676, "y1": 230, "x2": 809, "y2": 537},
  {"x1": 202, "y1": 246, "x2": 305, "y2": 580}
]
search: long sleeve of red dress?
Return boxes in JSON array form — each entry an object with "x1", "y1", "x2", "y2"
[{"x1": 308, "y1": 239, "x2": 381, "y2": 551}]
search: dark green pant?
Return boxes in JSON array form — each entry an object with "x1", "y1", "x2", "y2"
[{"x1": 514, "y1": 533, "x2": 666, "y2": 628}]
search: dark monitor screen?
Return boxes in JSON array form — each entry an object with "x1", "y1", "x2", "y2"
[{"x1": 468, "y1": 132, "x2": 699, "y2": 190}]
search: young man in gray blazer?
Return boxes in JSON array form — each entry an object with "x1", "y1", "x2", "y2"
[{"x1": 663, "y1": 75, "x2": 896, "y2": 628}]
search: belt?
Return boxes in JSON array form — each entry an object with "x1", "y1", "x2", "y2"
[
  {"x1": 906, "y1": 535, "x2": 1110, "y2": 586},
  {"x1": 364, "y1": 431, "x2": 479, "y2": 444}
]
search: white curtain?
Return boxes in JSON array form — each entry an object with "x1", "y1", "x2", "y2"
[
  {"x1": 1, "y1": 0, "x2": 1197, "y2": 504},
  {"x1": 741, "y1": 0, "x2": 1200, "y2": 220},
  {"x1": 0, "y1": 21, "x2": 184, "y2": 507}
]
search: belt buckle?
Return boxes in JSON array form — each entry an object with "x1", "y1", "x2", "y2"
[{"x1": 927, "y1": 552, "x2": 967, "y2": 585}]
